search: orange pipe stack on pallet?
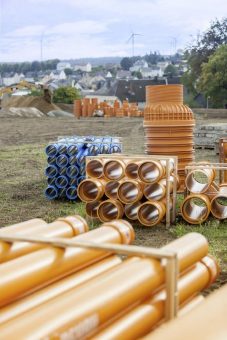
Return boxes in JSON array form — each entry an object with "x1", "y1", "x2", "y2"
[
  {"x1": 73, "y1": 99, "x2": 82, "y2": 118},
  {"x1": 78, "y1": 155, "x2": 178, "y2": 227},
  {"x1": 0, "y1": 228, "x2": 219, "y2": 339},
  {"x1": 144, "y1": 85, "x2": 195, "y2": 189}
]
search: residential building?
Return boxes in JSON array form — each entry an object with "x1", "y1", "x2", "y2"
[
  {"x1": 57, "y1": 62, "x2": 72, "y2": 71},
  {"x1": 130, "y1": 59, "x2": 148, "y2": 72},
  {"x1": 74, "y1": 63, "x2": 92, "y2": 73},
  {"x1": 140, "y1": 66, "x2": 163, "y2": 78}
]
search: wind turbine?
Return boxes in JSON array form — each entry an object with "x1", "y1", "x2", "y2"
[{"x1": 126, "y1": 32, "x2": 143, "y2": 57}]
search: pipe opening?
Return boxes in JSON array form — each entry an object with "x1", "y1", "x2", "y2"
[
  {"x1": 125, "y1": 201, "x2": 141, "y2": 220},
  {"x1": 86, "y1": 201, "x2": 100, "y2": 218},
  {"x1": 118, "y1": 181, "x2": 141, "y2": 203},
  {"x1": 103, "y1": 160, "x2": 125, "y2": 180},
  {"x1": 144, "y1": 183, "x2": 166, "y2": 201},
  {"x1": 45, "y1": 165, "x2": 58, "y2": 178},
  {"x1": 66, "y1": 165, "x2": 79, "y2": 178},
  {"x1": 45, "y1": 144, "x2": 58, "y2": 157},
  {"x1": 87, "y1": 160, "x2": 103, "y2": 178},
  {"x1": 45, "y1": 186, "x2": 58, "y2": 200},
  {"x1": 138, "y1": 203, "x2": 162, "y2": 226},
  {"x1": 186, "y1": 170, "x2": 214, "y2": 193},
  {"x1": 138, "y1": 161, "x2": 164, "y2": 183},
  {"x1": 66, "y1": 186, "x2": 77, "y2": 200},
  {"x1": 56, "y1": 155, "x2": 69, "y2": 168},
  {"x1": 78, "y1": 180, "x2": 102, "y2": 202},
  {"x1": 55, "y1": 176, "x2": 68, "y2": 188},
  {"x1": 125, "y1": 163, "x2": 139, "y2": 179},
  {"x1": 211, "y1": 195, "x2": 227, "y2": 219},
  {"x1": 105, "y1": 181, "x2": 120, "y2": 199},
  {"x1": 98, "y1": 201, "x2": 121, "y2": 222},
  {"x1": 182, "y1": 196, "x2": 210, "y2": 224}
]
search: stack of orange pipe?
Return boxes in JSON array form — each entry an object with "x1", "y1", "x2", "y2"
[
  {"x1": 0, "y1": 224, "x2": 219, "y2": 339},
  {"x1": 181, "y1": 162, "x2": 227, "y2": 223},
  {"x1": 78, "y1": 156, "x2": 179, "y2": 227},
  {"x1": 144, "y1": 85, "x2": 195, "y2": 189},
  {"x1": 73, "y1": 98, "x2": 143, "y2": 118}
]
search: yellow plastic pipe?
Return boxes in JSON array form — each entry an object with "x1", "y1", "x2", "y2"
[
  {"x1": 178, "y1": 295, "x2": 205, "y2": 317},
  {"x1": 0, "y1": 220, "x2": 135, "y2": 307},
  {"x1": 0, "y1": 215, "x2": 88, "y2": 263},
  {"x1": 93, "y1": 255, "x2": 219, "y2": 340},
  {"x1": 0, "y1": 218, "x2": 47, "y2": 234},
  {"x1": 0, "y1": 233, "x2": 208, "y2": 339},
  {"x1": 0, "y1": 256, "x2": 122, "y2": 324},
  {"x1": 143, "y1": 282, "x2": 227, "y2": 340}
]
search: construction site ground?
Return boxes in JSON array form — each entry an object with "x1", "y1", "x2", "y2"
[{"x1": 0, "y1": 116, "x2": 226, "y2": 291}]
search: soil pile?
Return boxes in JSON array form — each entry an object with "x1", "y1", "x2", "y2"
[{"x1": 2, "y1": 96, "x2": 60, "y2": 114}]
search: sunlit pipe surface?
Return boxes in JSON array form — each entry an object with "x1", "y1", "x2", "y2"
[
  {"x1": 86, "y1": 159, "x2": 104, "y2": 178},
  {"x1": 93, "y1": 255, "x2": 218, "y2": 340},
  {"x1": 0, "y1": 215, "x2": 88, "y2": 264},
  {"x1": 97, "y1": 200, "x2": 124, "y2": 222},
  {"x1": 143, "y1": 281, "x2": 227, "y2": 340},
  {"x1": 137, "y1": 201, "x2": 166, "y2": 227},
  {"x1": 0, "y1": 220, "x2": 134, "y2": 307},
  {"x1": 117, "y1": 180, "x2": 144, "y2": 204},
  {"x1": 0, "y1": 256, "x2": 122, "y2": 325},
  {"x1": 181, "y1": 194, "x2": 211, "y2": 224},
  {"x1": 0, "y1": 233, "x2": 208, "y2": 339},
  {"x1": 211, "y1": 188, "x2": 227, "y2": 219},
  {"x1": 78, "y1": 179, "x2": 105, "y2": 202}
]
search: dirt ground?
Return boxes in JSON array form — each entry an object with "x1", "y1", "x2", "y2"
[{"x1": 0, "y1": 116, "x2": 226, "y2": 291}]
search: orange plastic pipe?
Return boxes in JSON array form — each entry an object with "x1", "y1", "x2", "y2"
[
  {"x1": 0, "y1": 220, "x2": 135, "y2": 307},
  {"x1": 86, "y1": 159, "x2": 104, "y2": 178},
  {"x1": 93, "y1": 255, "x2": 218, "y2": 340},
  {"x1": 105, "y1": 180, "x2": 122, "y2": 200},
  {"x1": 0, "y1": 218, "x2": 47, "y2": 234},
  {"x1": 138, "y1": 161, "x2": 165, "y2": 184},
  {"x1": 125, "y1": 201, "x2": 141, "y2": 220},
  {"x1": 103, "y1": 160, "x2": 126, "y2": 180},
  {"x1": 143, "y1": 282, "x2": 227, "y2": 340},
  {"x1": 181, "y1": 194, "x2": 211, "y2": 224},
  {"x1": 185, "y1": 167, "x2": 215, "y2": 194},
  {"x1": 0, "y1": 215, "x2": 88, "y2": 263},
  {"x1": 117, "y1": 180, "x2": 144, "y2": 204},
  {"x1": 78, "y1": 179, "x2": 105, "y2": 202},
  {"x1": 0, "y1": 256, "x2": 122, "y2": 324},
  {"x1": 211, "y1": 185, "x2": 227, "y2": 219},
  {"x1": 137, "y1": 201, "x2": 166, "y2": 227},
  {"x1": 97, "y1": 200, "x2": 124, "y2": 222},
  {"x1": 144, "y1": 182, "x2": 166, "y2": 201},
  {"x1": 0, "y1": 233, "x2": 208, "y2": 339},
  {"x1": 85, "y1": 201, "x2": 101, "y2": 218}
]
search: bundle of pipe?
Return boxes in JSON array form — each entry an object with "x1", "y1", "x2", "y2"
[
  {"x1": 144, "y1": 84, "x2": 195, "y2": 190},
  {"x1": 45, "y1": 136, "x2": 122, "y2": 201},
  {"x1": 181, "y1": 163, "x2": 227, "y2": 223},
  {"x1": 142, "y1": 283, "x2": 227, "y2": 340},
  {"x1": 73, "y1": 98, "x2": 143, "y2": 118},
  {"x1": 78, "y1": 156, "x2": 179, "y2": 227},
  {"x1": 0, "y1": 231, "x2": 219, "y2": 340}
]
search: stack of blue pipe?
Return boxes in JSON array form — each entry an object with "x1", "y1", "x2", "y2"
[{"x1": 45, "y1": 136, "x2": 122, "y2": 201}]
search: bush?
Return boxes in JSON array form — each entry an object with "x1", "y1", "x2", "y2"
[{"x1": 53, "y1": 87, "x2": 81, "y2": 104}]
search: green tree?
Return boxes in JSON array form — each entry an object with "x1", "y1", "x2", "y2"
[
  {"x1": 132, "y1": 71, "x2": 143, "y2": 79},
  {"x1": 64, "y1": 68, "x2": 73, "y2": 76},
  {"x1": 183, "y1": 17, "x2": 227, "y2": 94},
  {"x1": 120, "y1": 57, "x2": 133, "y2": 70},
  {"x1": 53, "y1": 87, "x2": 81, "y2": 104},
  {"x1": 164, "y1": 64, "x2": 178, "y2": 77},
  {"x1": 198, "y1": 45, "x2": 227, "y2": 108}
]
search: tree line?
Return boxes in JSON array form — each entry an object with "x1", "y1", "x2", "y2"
[{"x1": 0, "y1": 59, "x2": 60, "y2": 74}]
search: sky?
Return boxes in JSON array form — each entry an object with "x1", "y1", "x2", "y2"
[{"x1": 0, "y1": 0, "x2": 226, "y2": 62}]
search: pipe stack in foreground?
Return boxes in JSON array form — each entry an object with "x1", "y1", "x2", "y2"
[
  {"x1": 0, "y1": 223, "x2": 219, "y2": 339},
  {"x1": 78, "y1": 155, "x2": 178, "y2": 227},
  {"x1": 45, "y1": 136, "x2": 122, "y2": 201},
  {"x1": 144, "y1": 84, "x2": 195, "y2": 189},
  {"x1": 181, "y1": 162, "x2": 227, "y2": 223}
]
